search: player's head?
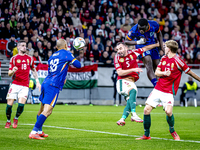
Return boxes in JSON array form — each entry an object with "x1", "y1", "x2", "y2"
[
  {"x1": 138, "y1": 18, "x2": 149, "y2": 34},
  {"x1": 164, "y1": 40, "x2": 178, "y2": 55},
  {"x1": 116, "y1": 42, "x2": 128, "y2": 57},
  {"x1": 17, "y1": 40, "x2": 26, "y2": 54},
  {"x1": 56, "y1": 39, "x2": 67, "y2": 50}
]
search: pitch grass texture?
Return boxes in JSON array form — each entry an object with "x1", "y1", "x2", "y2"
[{"x1": 0, "y1": 104, "x2": 200, "y2": 150}]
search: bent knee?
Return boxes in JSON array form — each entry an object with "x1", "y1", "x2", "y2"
[
  {"x1": 165, "y1": 110, "x2": 172, "y2": 116},
  {"x1": 144, "y1": 105, "x2": 152, "y2": 115}
]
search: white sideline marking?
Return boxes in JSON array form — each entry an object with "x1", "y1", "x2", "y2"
[{"x1": 18, "y1": 123, "x2": 200, "y2": 144}]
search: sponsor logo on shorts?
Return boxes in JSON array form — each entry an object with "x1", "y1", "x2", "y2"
[
  {"x1": 150, "y1": 32, "x2": 154, "y2": 37},
  {"x1": 119, "y1": 58, "x2": 124, "y2": 62},
  {"x1": 8, "y1": 88, "x2": 12, "y2": 94}
]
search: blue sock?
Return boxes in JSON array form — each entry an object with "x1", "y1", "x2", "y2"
[
  {"x1": 33, "y1": 114, "x2": 47, "y2": 132},
  {"x1": 151, "y1": 78, "x2": 157, "y2": 87},
  {"x1": 37, "y1": 115, "x2": 42, "y2": 131}
]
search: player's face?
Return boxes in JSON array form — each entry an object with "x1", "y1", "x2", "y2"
[
  {"x1": 138, "y1": 24, "x2": 149, "y2": 34},
  {"x1": 164, "y1": 44, "x2": 170, "y2": 56},
  {"x1": 116, "y1": 44, "x2": 127, "y2": 57},
  {"x1": 18, "y1": 42, "x2": 27, "y2": 53}
]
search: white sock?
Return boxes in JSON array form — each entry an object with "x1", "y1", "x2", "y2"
[
  {"x1": 7, "y1": 120, "x2": 11, "y2": 123},
  {"x1": 31, "y1": 131, "x2": 38, "y2": 134},
  {"x1": 14, "y1": 116, "x2": 18, "y2": 120},
  {"x1": 38, "y1": 131, "x2": 43, "y2": 134}
]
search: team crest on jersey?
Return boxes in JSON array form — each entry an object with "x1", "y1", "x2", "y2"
[
  {"x1": 17, "y1": 59, "x2": 21, "y2": 63},
  {"x1": 162, "y1": 61, "x2": 166, "y2": 65},
  {"x1": 119, "y1": 58, "x2": 124, "y2": 62},
  {"x1": 130, "y1": 55, "x2": 133, "y2": 60},
  {"x1": 171, "y1": 63, "x2": 174, "y2": 70},
  {"x1": 27, "y1": 59, "x2": 29, "y2": 64}
]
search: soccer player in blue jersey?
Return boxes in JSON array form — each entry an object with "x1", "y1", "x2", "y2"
[
  {"x1": 29, "y1": 39, "x2": 81, "y2": 140},
  {"x1": 125, "y1": 18, "x2": 164, "y2": 87}
]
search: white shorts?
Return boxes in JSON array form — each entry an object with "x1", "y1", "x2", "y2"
[
  {"x1": 6, "y1": 84, "x2": 29, "y2": 100},
  {"x1": 116, "y1": 79, "x2": 137, "y2": 97},
  {"x1": 145, "y1": 89, "x2": 174, "y2": 108}
]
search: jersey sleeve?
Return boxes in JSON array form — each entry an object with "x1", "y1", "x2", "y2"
[
  {"x1": 175, "y1": 57, "x2": 190, "y2": 73},
  {"x1": 126, "y1": 27, "x2": 136, "y2": 41},
  {"x1": 9, "y1": 57, "x2": 14, "y2": 70},
  {"x1": 129, "y1": 48, "x2": 144, "y2": 57},
  {"x1": 151, "y1": 21, "x2": 160, "y2": 33},
  {"x1": 114, "y1": 55, "x2": 122, "y2": 70},
  {"x1": 68, "y1": 52, "x2": 81, "y2": 68}
]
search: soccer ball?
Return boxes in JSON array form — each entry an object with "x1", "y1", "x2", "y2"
[{"x1": 73, "y1": 37, "x2": 86, "y2": 50}]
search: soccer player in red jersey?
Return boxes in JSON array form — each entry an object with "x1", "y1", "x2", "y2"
[
  {"x1": 5, "y1": 40, "x2": 41, "y2": 129},
  {"x1": 136, "y1": 40, "x2": 200, "y2": 140},
  {"x1": 114, "y1": 42, "x2": 159, "y2": 126}
]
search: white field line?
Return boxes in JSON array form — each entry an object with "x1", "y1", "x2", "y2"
[
  {"x1": 1, "y1": 122, "x2": 199, "y2": 144},
  {"x1": 0, "y1": 110, "x2": 200, "y2": 115}
]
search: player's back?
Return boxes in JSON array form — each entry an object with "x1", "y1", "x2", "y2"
[{"x1": 43, "y1": 49, "x2": 74, "y2": 90}]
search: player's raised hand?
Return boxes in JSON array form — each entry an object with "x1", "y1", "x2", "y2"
[
  {"x1": 132, "y1": 68, "x2": 143, "y2": 73},
  {"x1": 12, "y1": 66, "x2": 18, "y2": 73},
  {"x1": 164, "y1": 70, "x2": 171, "y2": 76}
]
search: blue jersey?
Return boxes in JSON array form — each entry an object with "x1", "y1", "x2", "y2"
[
  {"x1": 126, "y1": 20, "x2": 160, "y2": 49},
  {"x1": 43, "y1": 49, "x2": 78, "y2": 90}
]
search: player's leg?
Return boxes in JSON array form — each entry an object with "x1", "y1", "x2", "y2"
[
  {"x1": 116, "y1": 79, "x2": 130, "y2": 126},
  {"x1": 13, "y1": 86, "x2": 29, "y2": 128},
  {"x1": 5, "y1": 84, "x2": 18, "y2": 128},
  {"x1": 36, "y1": 104, "x2": 48, "y2": 137},
  {"x1": 142, "y1": 55, "x2": 157, "y2": 87},
  {"x1": 29, "y1": 84, "x2": 59, "y2": 140},
  {"x1": 127, "y1": 87, "x2": 143, "y2": 123},
  {"x1": 165, "y1": 105, "x2": 180, "y2": 140},
  {"x1": 117, "y1": 101, "x2": 130, "y2": 126},
  {"x1": 5, "y1": 99, "x2": 15, "y2": 128},
  {"x1": 136, "y1": 89, "x2": 160, "y2": 140}
]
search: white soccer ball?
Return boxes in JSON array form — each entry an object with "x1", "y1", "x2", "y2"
[{"x1": 73, "y1": 37, "x2": 86, "y2": 50}]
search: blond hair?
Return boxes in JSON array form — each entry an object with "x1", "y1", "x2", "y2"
[{"x1": 165, "y1": 40, "x2": 179, "y2": 53}]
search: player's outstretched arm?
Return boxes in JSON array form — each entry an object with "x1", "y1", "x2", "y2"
[
  {"x1": 155, "y1": 67, "x2": 171, "y2": 77},
  {"x1": 187, "y1": 70, "x2": 200, "y2": 82},
  {"x1": 31, "y1": 68, "x2": 41, "y2": 91},
  {"x1": 72, "y1": 58, "x2": 81, "y2": 68},
  {"x1": 117, "y1": 68, "x2": 143, "y2": 77},
  {"x1": 125, "y1": 37, "x2": 146, "y2": 45},
  {"x1": 142, "y1": 43, "x2": 160, "y2": 52}
]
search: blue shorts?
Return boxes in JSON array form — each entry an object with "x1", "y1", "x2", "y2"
[
  {"x1": 39, "y1": 83, "x2": 60, "y2": 107},
  {"x1": 139, "y1": 47, "x2": 160, "y2": 60}
]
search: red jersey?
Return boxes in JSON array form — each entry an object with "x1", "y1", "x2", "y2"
[
  {"x1": 114, "y1": 48, "x2": 144, "y2": 82},
  {"x1": 155, "y1": 55, "x2": 190, "y2": 95},
  {"x1": 9, "y1": 54, "x2": 35, "y2": 87}
]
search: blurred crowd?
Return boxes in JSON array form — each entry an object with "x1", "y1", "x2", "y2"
[{"x1": 0, "y1": 0, "x2": 200, "y2": 67}]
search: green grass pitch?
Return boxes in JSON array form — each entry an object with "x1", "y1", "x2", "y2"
[{"x1": 0, "y1": 104, "x2": 200, "y2": 150}]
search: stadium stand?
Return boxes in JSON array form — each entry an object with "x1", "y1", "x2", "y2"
[{"x1": 0, "y1": 0, "x2": 199, "y2": 68}]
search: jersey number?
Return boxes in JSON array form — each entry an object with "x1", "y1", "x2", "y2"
[
  {"x1": 21, "y1": 64, "x2": 27, "y2": 70},
  {"x1": 50, "y1": 59, "x2": 59, "y2": 72},
  {"x1": 126, "y1": 61, "x2": 130, "y2": 68}
]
